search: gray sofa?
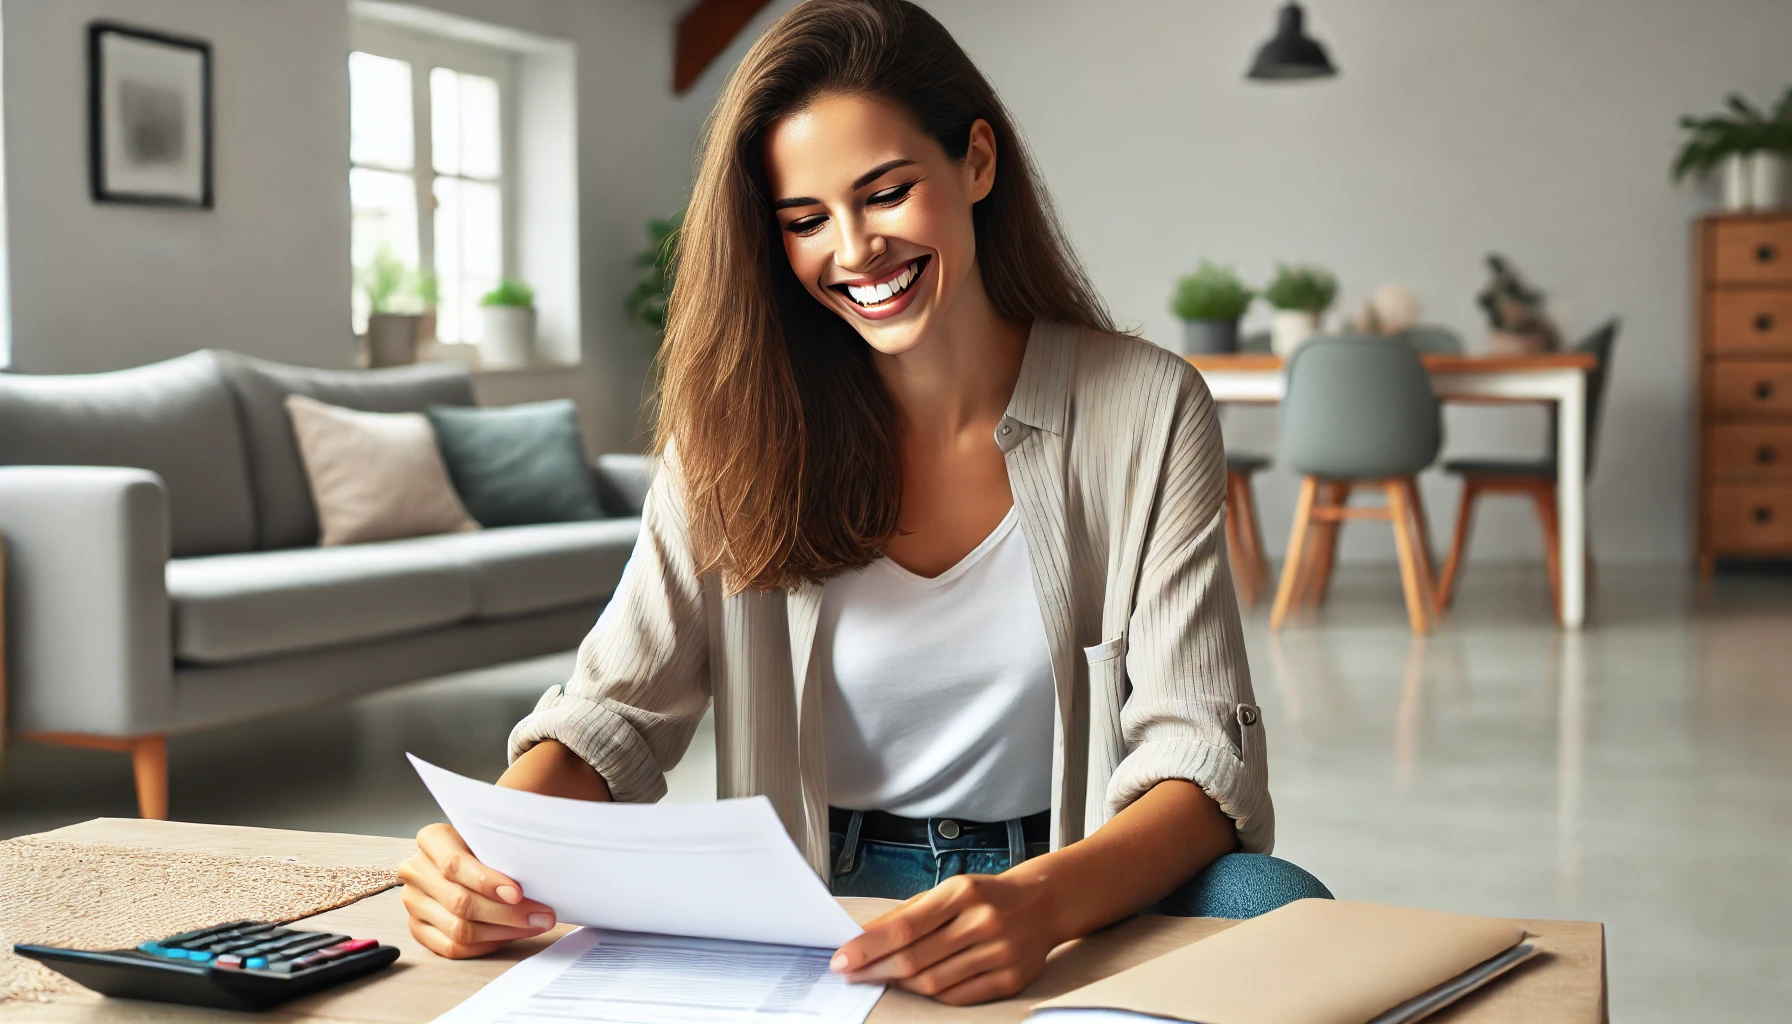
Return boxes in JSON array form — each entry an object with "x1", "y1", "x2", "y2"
[{"x1": 0, "y1": 350, "x2": 647, "y2": 817}]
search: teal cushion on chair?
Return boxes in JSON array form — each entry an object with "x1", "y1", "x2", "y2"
[{"x1": 426, "y1": 400, "x2": 606, "y2": 527}]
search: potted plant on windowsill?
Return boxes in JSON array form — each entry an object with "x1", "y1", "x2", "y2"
[
  {"x1": 358, "y1": 246, "x2": 436, "y2": 367},
  {"x1": 1170, "y1": 262, "x2": 1255, "y2": 355},
  {"x1": 480, "y1": 279, "x2": 537, "y2": 369},
  {"x1": 1673, "y1": 87, "x2": 1792, "y2": 210},
  {"x1": 1264, "y1": 263, "x2": 1337, "y2": 357}
]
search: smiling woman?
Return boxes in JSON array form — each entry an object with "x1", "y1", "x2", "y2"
[{"x1": 398, "y1": 0, "x2": 1329, "y2": 1007}]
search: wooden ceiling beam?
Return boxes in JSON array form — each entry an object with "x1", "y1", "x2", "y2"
[{"x1": 674, "y1": 0, "x2": 774, "y2": 94}]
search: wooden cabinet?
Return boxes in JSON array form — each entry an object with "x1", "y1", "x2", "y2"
[{"x1": 1698, "y1": 213, "x2": 1792, "y2": 573}]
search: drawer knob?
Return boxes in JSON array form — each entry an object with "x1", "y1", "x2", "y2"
[
  {"x1": 1757, "y1": 380, "x2": 1777, "y2": 401},
  {"x1": 1753, "y1": 505, "x2": 1775, "y2": 525},
  {"x1": 1757, "y1": 312, "x2": 1776, "y2": 332},
  {"x1": 1760, "y1": 445, "x2": 1780, "y2": 465},
  {"x1": 1759, "y1": 243, "x2": 1780, "y2": 263}
]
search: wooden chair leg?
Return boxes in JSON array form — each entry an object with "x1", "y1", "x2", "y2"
[
  {"x1": 1533, "y1": 482, "x2": 1563, "y2": 622},
  {"x1": 1303, "y1": 483, "x2": 1350, "y2": 607},
  {"x1": 1385, "y1": 479, "x2": 1431, "y2": 635},
  {"x1": 133, "y1": 735, "x2": 170, "y2": 820},
  {"x1": 1271, "y1": 477, "x2": 1320, "y2": 631},
  {"x1": 1401, "y1": 479, "x2": 1441, "y2": 615},
  {"x1": 1225, "y1": 473, "x2": 1255, "y2": 606},
  {"x1": 1437, "y1": 478, "x2": 1479, "y2": 611},
  {"x1": 1233, "y1": 473, "x2": 1269, "y2": 605}
]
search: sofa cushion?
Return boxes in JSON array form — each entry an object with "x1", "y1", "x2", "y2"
[
  {"x1": 168, "y1": 542, "x2": 477, "y2": 664},
  {"x1": 387, "y1": 519, "x2": 639, "y2": 619},
  {"x1": 287, "y1": 395, "x2": 478, "y2": 545},
  {"x1": 215, "y1": 352, "x2": 476, "y2": 550},
  {"x1": 0, "y1": 352, "x2": 256, "y2": 557},
  {"x1": 427, "y1": 400, "x2": 605, "y2": 527}
]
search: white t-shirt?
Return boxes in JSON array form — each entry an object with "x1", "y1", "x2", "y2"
[{"x1": 818, "y1": 508, "x2": 1056, "y2": 822}]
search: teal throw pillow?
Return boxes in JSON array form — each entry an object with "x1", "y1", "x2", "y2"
[{"x1": 426, "y1": 400, "x2": 606, "y2": 527}]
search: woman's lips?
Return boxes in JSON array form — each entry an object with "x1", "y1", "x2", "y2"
[{"x1": 832, "y1": 256, "x2": 929, "y2": 322}]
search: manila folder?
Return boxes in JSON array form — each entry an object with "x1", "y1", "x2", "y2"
[{"x1": 1031, "y1": 899, "x2": 1529, "y2": 1024}]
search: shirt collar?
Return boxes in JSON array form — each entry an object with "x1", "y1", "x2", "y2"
[{"x1": 999, "y1": 320, "x2": 1073, "y2": 446}]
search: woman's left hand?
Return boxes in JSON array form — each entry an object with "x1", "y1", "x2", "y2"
[{"x1": 829, "y1": 871, "x2": 1062, "y2": 1005}]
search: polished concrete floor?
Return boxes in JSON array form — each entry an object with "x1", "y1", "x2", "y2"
[{"x1": 3, "y1": 566, "x2": 1788, "y2": 1021}]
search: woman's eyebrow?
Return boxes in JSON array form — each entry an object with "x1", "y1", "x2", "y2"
[{"x1": 772, "y1": 159, "x2": 918, "y2": 210}]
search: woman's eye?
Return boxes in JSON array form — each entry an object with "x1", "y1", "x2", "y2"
[
  {"x1": 869, "y1": 182, "x2": 915, "y2": 206},
  {"x1": 785, "y1": 215, "x2": 827, "y2": 236}
]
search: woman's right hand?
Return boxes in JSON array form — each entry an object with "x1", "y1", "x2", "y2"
[{"x1": 399, "y1": 822, "x2": 558, "y2": 959}]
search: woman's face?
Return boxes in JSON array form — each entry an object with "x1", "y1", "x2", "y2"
[{"x1": 764, "y1": 92, "x2": 996, "y2": 357}]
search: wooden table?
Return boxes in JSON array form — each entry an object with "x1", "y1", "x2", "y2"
[
  {"x1": 11, "y1": 819, "x2": 1607, "y2": 1023},
  {"x1": 1188, "y1": 352, "x2": 1599, "y2": 629}
]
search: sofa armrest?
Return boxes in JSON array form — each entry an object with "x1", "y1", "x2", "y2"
[
  {"x1": 0, "y1": 467, "x2": 173, "y2": 736},
  {"x1": 591, "y1": 454, "x2": 656, "y2": 518}
]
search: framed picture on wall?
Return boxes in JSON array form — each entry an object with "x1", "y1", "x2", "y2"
[{"x1": 88, "y1": 21, "x2": 213, "y2": 208}]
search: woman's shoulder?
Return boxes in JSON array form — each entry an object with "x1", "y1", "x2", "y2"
[{"x1": 1050, "y1": 322, "x2": 1210, "y2": 410}]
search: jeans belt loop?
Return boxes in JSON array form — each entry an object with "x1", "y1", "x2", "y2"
[
  {"x1": 1006, "y1": 817, "x2": 1026, "y2": 868},
  {"x1": 834, "y1": 809, "x2": 865, "y2": 878}
]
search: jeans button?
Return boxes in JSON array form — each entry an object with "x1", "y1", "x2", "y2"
[{"x1": 937, "y1": 819, "x2": 961, "y2": 840}]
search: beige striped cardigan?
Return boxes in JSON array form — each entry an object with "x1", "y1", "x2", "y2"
[{"x1": 509, "y1": 321, "x2": 1273, "y2": 877}]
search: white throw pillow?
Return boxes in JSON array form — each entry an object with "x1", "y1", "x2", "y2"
[{"x1": 285, "y1": 394, "x2": 478, "y2": 546}]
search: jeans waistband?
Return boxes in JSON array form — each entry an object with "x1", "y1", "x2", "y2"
[{"x1": 826, "y1": 807, "x2": 1048, "y2": 878}]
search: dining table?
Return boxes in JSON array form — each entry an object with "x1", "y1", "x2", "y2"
[{"x1": 1185, "y1": 352, "x2": 1599, "y2": 629}]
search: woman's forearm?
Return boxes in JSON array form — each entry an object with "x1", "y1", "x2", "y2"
[
  {"x1": 1006, "y1": 780, "x2": 1235, "y2": 945},
  {"x1": 496, "y1": 740, "x2": 613, "y2": 801}
]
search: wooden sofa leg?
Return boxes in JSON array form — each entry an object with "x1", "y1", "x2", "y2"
[{"x1": 133, "y1": 735, "x2": 169, "y2": 820}]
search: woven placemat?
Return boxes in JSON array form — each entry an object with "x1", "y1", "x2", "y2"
[{"x1": 0, "y1": 836, "x2": 400, "y2": 1003}]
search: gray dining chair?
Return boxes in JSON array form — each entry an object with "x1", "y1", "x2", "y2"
[
  {"x1": 1272, "y1": 335, "x2": 1444, "y2": 633},
  {"x1": 1396, "y1": 324, "x2": 1466, "y2": 355},
  {"x1": 1436, "y1": 320, "x2": 1619, "y2": 617}
]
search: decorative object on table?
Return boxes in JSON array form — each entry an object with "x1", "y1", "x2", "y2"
[
  {"x1": 1693, "y1": 213, "x2": 1792, "y2": 576},
  {"x1": 87, "y1": 22, "x2": 212, "y2": 208},
  {"x1": 1246, "y1": 2, "x2": 1337, "y2": 82},
  {"x1": 427, "y1": 399, "x2": 607, "y2": 527},
  {"x1": 357, "y1": 246, "x2": 437, "y2": 368},
  {"x1": 478, "y1": 278, "x2": 537, "y2": 369},
  {"x1": 1477, "y1": 253, "x2": 1561, "y2": 354},
  {"x1": 284, "y1": 395, "x2": 478, "y2": 546},
  {"x1": 627, "y1": 209, "x2": 683, "y2": 341},
  {"x1": 1170, "y1": 262, "x2": 1255, "y2": 354},
  {"x1": 1672, "y1": 87, "x2": 1792, "y2": 211},
  {"x1": 1346, "y1": 283, "x2": 1423, "y2": 337},
  {"x1": 1263, "y1": 262, "x2": 1337, "y2": 357}
]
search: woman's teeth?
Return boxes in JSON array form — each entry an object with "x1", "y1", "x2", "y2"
[{"x1": 844, "y1": 260, "x2": 922, "y2": 307}]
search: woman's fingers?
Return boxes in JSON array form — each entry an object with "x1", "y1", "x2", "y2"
[
  {"x1": 842, "y1": 902, "x2": 997, "y2": 984},
  {"x1": 893, "y1": 928, "x2": 1017, "y2": 998},
  {"x1": 401, "y1": 884, "x2": 553, "y2": 950},
  {"x1": 399, "y1": 853, "x2": 556, "y2": 932},
  {"x1": 832, "y1": 876, "x2": 973, "y2": 974},
  {"x1": 416, "y1": 823, "x2": 528, "y2": 906},
  {"x1": 406, "y1": 911, "x2": 515, "y2": 961},
  {"x1": 931, "y1": 967, "x2": 1031, "y2": 1007}
]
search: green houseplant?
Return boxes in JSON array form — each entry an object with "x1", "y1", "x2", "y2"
[
  {"x1": 1673, "y1": 87, "x2": 1792, "y2": 210},
  {"x1": 1263, "y1": 263, "x2": 1337, "y2": 357},
  {"x1": 357, "y1": 246, "x2": 436, "y2": 366},
  {"x1": 627, "y1": 210, "x2": 683, "y2": 340},
  {"x1": 1170, "y1": 262, "x2": 1254, "y2": 354},
  {"x1": 479, "y1": 278, "x2": 538, "y2": 368}
]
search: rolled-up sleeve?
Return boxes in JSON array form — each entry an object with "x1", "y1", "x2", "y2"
[
  {"x1": 1105, "y1": 371, "x2": 1274, "y2": 853},
  {"x1": 506, "y1": 461, "x2": 711, "y2": 803}
]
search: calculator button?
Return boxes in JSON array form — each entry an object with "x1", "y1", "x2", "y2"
[
  {"x1": 136, "y1": 942, "x2": 165, "y2": 955},
  {"x1": 245, "y1": 957, "x2": 269, "y2": 969},
  {"x1": 187, "y1": 952, "x2": 214, "y2": 963},
  {"x1": 325, "y1": 939, "x2": 378, "y2": 956},
  {"x1": 216, "y1": 955, "x2": 242, "y2": 968},
  {"x1": 163, "y1": 948, "x2": 192, "y2": 960},
  {"x1": 160, "y1": 921, "x2": 256, "y2": 946}
]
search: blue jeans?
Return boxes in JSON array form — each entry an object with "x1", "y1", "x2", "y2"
[{"x1": 828, "y1": 815, "x2": 1331, "y2": 919}]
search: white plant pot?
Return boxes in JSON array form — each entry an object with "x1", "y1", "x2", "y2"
[
  {"x1": 1270, "y1": 310, "x2": 1320, "y2": 357},
  {"x1": 480, "y1": 306, "x2": 536, "y2": 369},
  {"x1": 365, "y1": 313, "x2": 421, "y2": 368},
  {"x1": 1722, "y1": 153, "x2": 1754, "y2": 211},
  {"x1": 1751, "y1": 152, "x2": 1787, "y2": 210}
]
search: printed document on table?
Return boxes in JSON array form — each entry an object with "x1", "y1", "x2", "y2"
[
  {"x1": 431, "y1": 928, "x2": 884, "y2": 1024},
  {"x1": 408, "y1": 755, "x2": 862, "y2": 949}
]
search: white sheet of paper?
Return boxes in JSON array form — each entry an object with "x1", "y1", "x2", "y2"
[
  {"x1": 408, "y1": 754, "x2": 862, "y2": 949},
  {"x1": 432, "y1": 928, "x2": 885, "y2": 1024}
]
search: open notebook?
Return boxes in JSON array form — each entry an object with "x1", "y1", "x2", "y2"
[{"x1": 1028, "y1": 899, "x2": 1540, "y2": 1024}]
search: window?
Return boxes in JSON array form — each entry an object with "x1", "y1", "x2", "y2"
[{"x1": 349, "y1": 25, "x2": 511, "y2": 345}]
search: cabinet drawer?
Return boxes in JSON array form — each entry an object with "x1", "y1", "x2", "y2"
[
  {"x1": 1709, "y1": 424, "x2": 1792, "y2": 478},
  {"x1": 1707, "y1": 484, "x2": 1792, "y2": 553},
  {"x1": 1709, "y1": 361, "x2": 1792, "y2": 417},
  {"x1": 1710, "y1": 289, "x2": 1792, "y2": 355},
  {"x1": 1709, "y1": 218, "x2": 1792, "y2": 285}
]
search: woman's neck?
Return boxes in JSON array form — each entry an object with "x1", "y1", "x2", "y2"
[{"x1": 872, "y1": 267, "x2": 1029, "y2": 443}]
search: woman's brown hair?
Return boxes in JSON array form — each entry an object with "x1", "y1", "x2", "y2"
[{"x1": 658, "y1": 0, "x2": 1113, "y2": 593}]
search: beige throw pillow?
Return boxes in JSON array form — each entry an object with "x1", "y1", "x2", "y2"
[{"x1": 285, "y1": 394, "x2": 479, "y2": 546}]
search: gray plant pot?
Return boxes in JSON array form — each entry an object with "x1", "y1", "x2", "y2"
[
  {"x1": 1180, "y1": 318, "x2": 1240, "y2": 355},
  {"x1": 366, "y1": 313, "x2": 421, "y2": 367}
]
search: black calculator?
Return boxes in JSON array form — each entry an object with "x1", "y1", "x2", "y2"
[{"x1": 14, "y1": 919, "x2": 400, "y2": 1011}]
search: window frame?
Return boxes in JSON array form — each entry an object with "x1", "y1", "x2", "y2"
[{"x1": 349, "y1": 20, "x2": 517, "y2": 340}]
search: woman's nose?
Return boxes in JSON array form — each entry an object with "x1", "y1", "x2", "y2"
[{"x1": 836, "y1": 221, "x2": 886, "y2": 273}]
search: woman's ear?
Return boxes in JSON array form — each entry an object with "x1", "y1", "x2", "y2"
[{"x1": 964, "y1": 118, "x2": 998, "y2": 203}]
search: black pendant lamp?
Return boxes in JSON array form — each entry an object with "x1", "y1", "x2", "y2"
[{"x1": 1247, "y1": 3, "x2": 1337, "y2": 81}]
